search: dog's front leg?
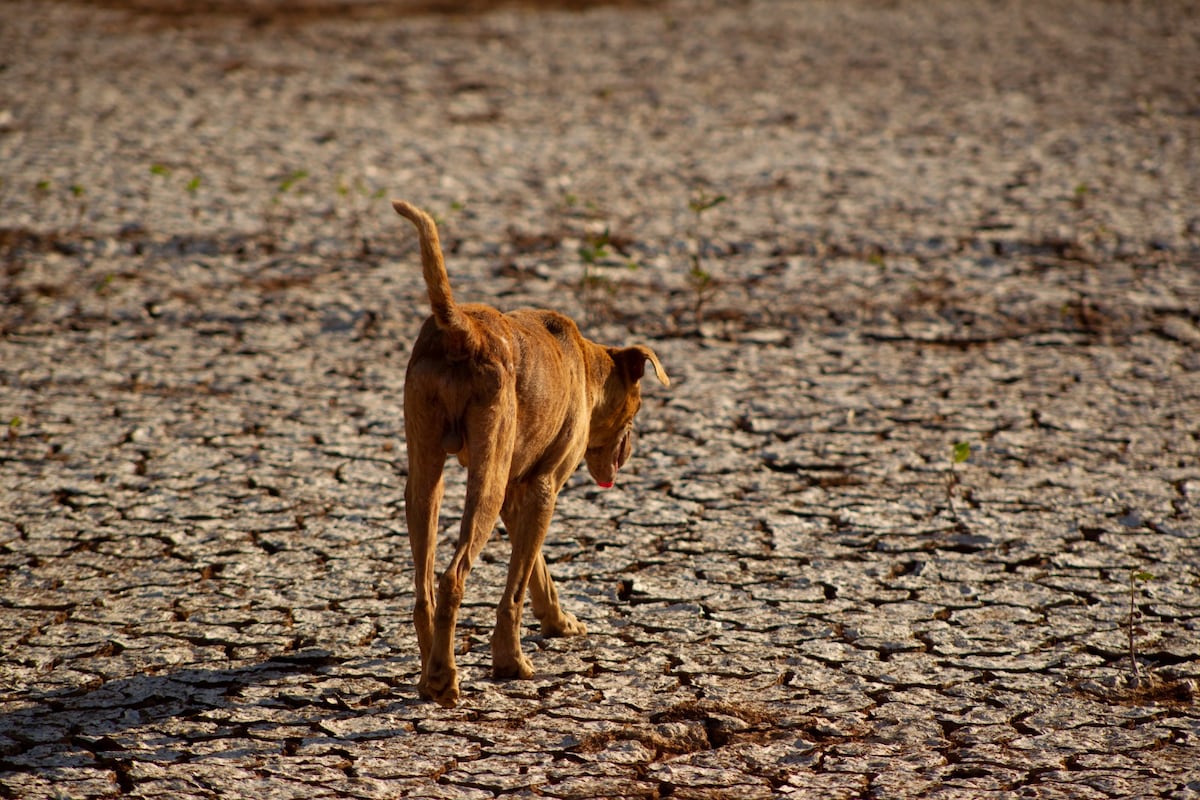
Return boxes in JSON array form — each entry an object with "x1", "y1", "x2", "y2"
[{"x1": 494, "y1": 480, "x2": 561, "y2": 680}]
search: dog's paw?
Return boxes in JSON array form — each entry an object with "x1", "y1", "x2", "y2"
[
  {"x1": 493, "y1": 652, "x2": 535, "y2": 681},
  {"x1": 541, "y1": 610, "x2": 587, "y2": 638},
  {"x1": 422, "y1": 668, "x2": 461, "y2": 707}
]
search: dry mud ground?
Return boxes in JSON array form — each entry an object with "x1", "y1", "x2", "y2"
[{"x1": 2, "y1": 0, "x2": 1199, "y2": 797}]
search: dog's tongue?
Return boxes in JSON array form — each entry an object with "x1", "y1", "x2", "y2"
[{"x1": 598, "y1": 458, "x2": 619, "y2": 488}]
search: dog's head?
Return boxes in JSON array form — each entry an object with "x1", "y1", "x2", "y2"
[{"x1": 585, "y1": 345, "x2": 669, "y2": 488}]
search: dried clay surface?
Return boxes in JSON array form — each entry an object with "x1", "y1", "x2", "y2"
[{"x1": 2, "y1": 0, "x2": 1199, "y2": 797}]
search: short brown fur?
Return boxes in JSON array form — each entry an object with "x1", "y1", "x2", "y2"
[{"x1": 394, "y1": 200, "x2": 668, "y2": 707}]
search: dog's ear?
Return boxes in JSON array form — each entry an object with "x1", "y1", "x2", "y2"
[{"x1": 612, "y1": 345, "x2": 670, "y2": 387}]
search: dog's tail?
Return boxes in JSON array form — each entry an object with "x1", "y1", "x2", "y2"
[
  {"x1": 392, "y1": 200, "x2": 457, "y2": 326},
  {"x1": 393, "y1": 199, "x2": 485, "y2": 358}
]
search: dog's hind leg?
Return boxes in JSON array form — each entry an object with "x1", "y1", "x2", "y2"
[
  {"x1": 426, "y1": 403, "x2": 514, "y2": 707},
  {"x1": 404, "y1": 436, "x2": 443, "y2": 702},
  {"x1": 494, "y1": 479, "x2": 560, "y2": 680},
  {"x1": 529, "y1": 551, "x2": 587, "y2": 638}
]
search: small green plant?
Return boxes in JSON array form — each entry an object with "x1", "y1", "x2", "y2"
[
  {"x1": 687, "y1": 262, "x2": 713, "y2": 311},
  {"x1": 263, "y1": 169, "x2": 311, "y2": 247},
  {"x1": 428, "y1": 200, "x2": 466, "y2": 230},
  {"x1": 277, "y1": 169, "x2": 308, "y2": 195},
  {"x1": 578, "y1": 227, "x2": 614, "y2": 319},
  {"x1": 946, "y1": 440, "x2": 971, "y2": 524},
  {"x1": 32, "y1": 180, "x2": 52, "y2": 225},
  {"x1": 336, "y1": 176, "x2": 387, "y2": 255},
  {"x1": 688, "y1": 191, "x2": 727, "y2": 218},
  {"x1": 1127, "y1": 569, "x2": 1154, "y2": 688},
  {"x1": 575, "y1": 227, "x2": 640, "y2": 322},
  {"x1": 149, "y1": 164, "x2": 170, "y2": 213},
  {"x1": 1072, "y1": 181, "x2": 1090, "y2": 210},
  {"x1": 185, "y1": 175, "x2": 202, "y2": 219},
  {"x1": 69, "y1": 183, "x2": 87, "y2": 231},
  {"x1": 686, "y1": 190, "x2": 726, "y2": 333},
  {"x1": 6, "y1": 416, "x2": 20, "y2": 443},
  {"x1": 150, "y1": 165, "x2": 204, "y2": 221},
  {"x1": 578, "y1": 226, "x2": 611, "y2": 268}
]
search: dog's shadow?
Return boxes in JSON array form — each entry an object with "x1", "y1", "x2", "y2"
[{"x1": 0, "y1": 650, "x2": 421, "y2": 779}]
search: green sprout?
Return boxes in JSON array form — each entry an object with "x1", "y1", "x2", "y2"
[
  {"x1": 577, "y1": 227, "x2": 615, "y2": 319},
  {"x1": 578, "y1": 227, "x2": 611, "y2": 267},
  {"x1": 1128, "y1": 569, "x2": 1154, "y2": 688},
  {"x1": 69, "y1": 183, "x2": 88, "y2": 230},
  {"x1": 688, "y1": 191, "x2": 727, "y2": 216},
  {"x1": 1073, "y1": 181, "x2": 1090, "y2": 209},
  {"x1": 336, "y1": 175, "x2": 386, "y2": 255},
  {"x1": 946, "y1": 441, "x2": 972, "y2": 525},
  {"x1": 263, "y1": 169, "x2": 311, "y2": 246},
  {"x1": 278, "y1": 169, "x2": 309, "y2": 194},
  {"x1": 186, "y1": 176, "x2": 202, "y2": 219},
  {"x1": 687, "y1": 263, "x2": 713, "y2": 300},
  {"x1": 686, "y1": 190, "x2": 726, "y2": 333}
]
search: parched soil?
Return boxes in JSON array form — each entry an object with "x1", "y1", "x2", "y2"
[{"x1": 1, "y1": 1, "x2": 1198, "y2": 797}]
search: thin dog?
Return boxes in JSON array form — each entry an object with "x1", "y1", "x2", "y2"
[{"x1": 394, "y1": 200, "x2": 669, "y2": 707}]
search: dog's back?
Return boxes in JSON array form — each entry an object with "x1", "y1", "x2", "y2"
[{"x1": 407, "y1": 304, "x2": 590, "y2": 474}]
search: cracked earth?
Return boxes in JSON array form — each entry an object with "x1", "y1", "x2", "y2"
[{"x1": 2, "y1": 0, "x2": 1199, "y2": 797}]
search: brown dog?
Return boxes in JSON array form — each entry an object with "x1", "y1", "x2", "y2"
[{"x1": 393, "y1": 200, "x2": 669, "y2": 707}]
